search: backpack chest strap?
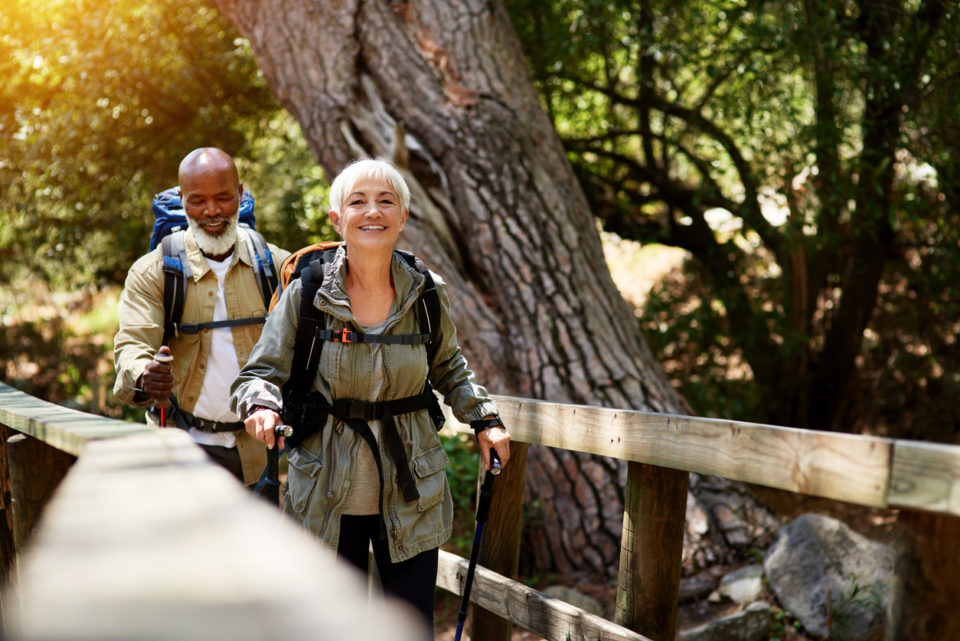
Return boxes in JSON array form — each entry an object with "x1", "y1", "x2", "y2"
[
  {"x1": 175, "y1": 316, "x2": 267, "y2": 335},
  {"x1": 319, "y1": 328, "x2": 431, "y2": 345}
]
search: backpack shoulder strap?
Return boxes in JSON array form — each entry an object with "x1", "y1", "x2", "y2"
[
  {"x1": 288, "y1": 248, "x2": 339, "y2": 400},
  {"x1": 239, "y1": 225, "x2": 277, "y2": 309},
  {"x1": 160, "y1": 231, "x2": 193, "y2": 345},
  {"x1": 397, "y1": 250, "x2": 441, "y2": 364}
]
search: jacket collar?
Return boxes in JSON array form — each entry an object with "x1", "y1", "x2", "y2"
[
  {"x1": 318, "y1": 245, "x2": 426, "y2": 326},
  {"x1": 182, "y1": 227, "x2": 253, "y2": 280}
]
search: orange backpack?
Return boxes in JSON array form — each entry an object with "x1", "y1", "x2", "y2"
[{"x1": 268, "y1": 240, "x2": 342, "y2": 312}]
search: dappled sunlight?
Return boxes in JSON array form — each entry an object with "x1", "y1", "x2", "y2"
[{"x1": 601, "y1": 231, "x2": 687, "y2": 310}]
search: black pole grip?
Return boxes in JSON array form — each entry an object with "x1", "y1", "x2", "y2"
[{"x1": 475, "y1": 450, "x2": 499, "y2": 523}]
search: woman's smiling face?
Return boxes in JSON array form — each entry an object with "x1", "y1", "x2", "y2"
[{"x1": 331, "y1": 177, "x2": 407, "y2": 251}]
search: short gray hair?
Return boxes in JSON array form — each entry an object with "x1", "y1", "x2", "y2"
[{"x1": 328, "y1": 158, "x2": 411, "y2": 214}]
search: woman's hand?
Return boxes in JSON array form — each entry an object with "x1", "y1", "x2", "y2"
[
  {"x1": 477, "y1": 425, "x2": 511, "y2": 471},
  {"x1": 244, "y1": 406, "x2": 285, "y2": 450}
]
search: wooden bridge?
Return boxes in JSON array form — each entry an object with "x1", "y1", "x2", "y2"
[{"x1": 1, "y1": 381, "x2": 958, "y2": 640}]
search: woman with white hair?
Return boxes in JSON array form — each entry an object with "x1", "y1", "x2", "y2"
[{"x1": 231, "y1": 158, "x2": 510, "y2": 625}]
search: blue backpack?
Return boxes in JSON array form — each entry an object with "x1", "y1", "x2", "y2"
[{"x1": 150, "y1": 187, "x2": 277, "y2": 345}]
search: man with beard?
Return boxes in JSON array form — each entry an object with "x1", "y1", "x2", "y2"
[{"x1": 114, "y1": 147, "x2": 290, "y2": 484}]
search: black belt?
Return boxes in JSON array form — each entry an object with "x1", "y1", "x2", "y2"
[
  {"x1": 283, "y1": 387, "x2": 443, "y2": 504},
  {"x1": 149, "y1": 401, "x2": 244, "y2": 433},
  {"x1": 330, "y1": 391, "x2": 438, "y2": 504}
]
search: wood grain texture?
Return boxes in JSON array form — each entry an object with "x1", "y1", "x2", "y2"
[
  {"x1": 7, "y1": 434, "x2": 75, "y2": 554},
  {"x1": 5, "y1": 429, "x2": 427, "y2": 641},
  {"x1": 888, "y1": 440, "x2": 960, "y2": 515},
  {"x1": 438, "y1": 550, "x2": 652, "y2": 641},
  {"x1": 0, "y1": 383, "x2": 153, "y2": 456},
  {"x1": 886, "y1": 509, "x2": 960, "y2": 641},
  {"x1": 472, "y1": 441, "x2": 529, "y2": 641},
  {"x1": 446, "y1": 395, "x2": 894, "y2": 507},
  {"x1": 615, "y1": 462, "x2": 687, "y2": 641}
]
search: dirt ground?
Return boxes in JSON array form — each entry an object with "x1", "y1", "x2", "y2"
[{"x1": 433, "y1": 486, "x2": 900, "y2": 641}]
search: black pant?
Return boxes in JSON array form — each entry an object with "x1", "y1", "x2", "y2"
[
  {"x1": 337, "y1": 514, "x2": 438, "y2": 623},
  {"x1": 198, "y1": 443, "x2": 244, "y2": 483}
]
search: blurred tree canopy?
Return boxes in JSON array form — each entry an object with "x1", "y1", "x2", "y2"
[
  {"x1": 508, "y1": 0, "x2": 960, "y2": 435},
  {"x1": 0, "y1": 0, "x2": 331, "y2": 290}
]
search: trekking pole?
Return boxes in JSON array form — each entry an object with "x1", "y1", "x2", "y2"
[
  {"x1": 263, "y1": 424, "x2": 293, "y2": 506},
  {"x1": 454, "y1": 450, "x2": 501, "y2": 641},
  {"x1": 153, "y1": 351, "x2": 174, "y2": 427}
]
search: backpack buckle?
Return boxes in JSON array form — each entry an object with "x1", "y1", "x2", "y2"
[{"x1": 338, "y1": 328, "x2": 352, "y2": 343}]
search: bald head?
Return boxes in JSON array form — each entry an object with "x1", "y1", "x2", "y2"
[{"x1": 178, "y1": 147, "x2": 239, "y2": 186}]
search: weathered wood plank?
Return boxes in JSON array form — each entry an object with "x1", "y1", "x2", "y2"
[
  {"x1": 887, "y1": 440, "x2": 960, "y2": 515},
  {"x1": 5, "y1": 429, "x2": 427, "y2": 641},
  {"x1": 472, "y1": 441, "x2": 529, "y2": 641},
  {"x1": 0, "y1": 425, "x2": 15, "y2": 586},
  {"x1": 0, "y1": 383, "x2": 153, "y2": 456},
  {"x1": 443, "y1": 395, "x2": 893, "y2": 508},
  {"x1": 7, "y1": 433, "x2": 75, "y2": 554},
  {"x1": 887, "y1": 509, "x2": 960, "y2": 641},
  {"x1": 438, "y1": 550, "x2": 652, "y2": 641},
  {"x1": 616, "y1": 462, "x2": 687, "y2": 641}
]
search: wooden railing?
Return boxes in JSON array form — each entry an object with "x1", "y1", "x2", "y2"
[
  {"x1": 2, "y1": 381, "x2": 959, "y2": 640},
  {"x1": 0, "y1": 383, "x2": 428, "y2": 641},
  {"x1": 437, "y1": 396, "x2": 960, "y2": 641}
]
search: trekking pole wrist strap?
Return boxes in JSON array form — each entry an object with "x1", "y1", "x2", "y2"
[{"x1": 470, "y1": 417, "x2": 504, "y2": 434}]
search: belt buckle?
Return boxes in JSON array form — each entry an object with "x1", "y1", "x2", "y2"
[{"x1": 347, "y1": 399, "x2": 375, "y2": 420}]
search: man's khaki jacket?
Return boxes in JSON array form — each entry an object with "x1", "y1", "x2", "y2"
[{"x1": 113, "y1": 228, "x2": 290, "y2": 484}]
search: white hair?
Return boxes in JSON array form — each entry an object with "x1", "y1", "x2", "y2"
[{"x1": 328, "y1": 158, "x2": 411, "y2": 214}]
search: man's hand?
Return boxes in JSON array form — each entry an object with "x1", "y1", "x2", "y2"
[
  {"x1": 245, "y1": 407, "x2": 285, "y2": 450},
  {"x1": 140, "y1": 346, "x2": 174, "y2": 407}
]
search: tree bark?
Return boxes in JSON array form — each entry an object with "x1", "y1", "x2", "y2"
[{"x1": 212, "y1": 0, "x2": 688, "y2": 578}]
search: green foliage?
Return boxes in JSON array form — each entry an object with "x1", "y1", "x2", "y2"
[
  {"x1": 441, "y1": 431, "x2": 481, "y2": 556},
  {"x1": 769, "y1": 605, "x2": 803, "y2": 641},
  {"x1": 641, "y1": 259, "x2": 765, "y2": 420},
  {"x1": 0, "y1": 277, "x2": 135, "y2": 418},
  {"x1": 509, "y1": 0, "x2": 960, "y2": 433},
  {"x1": 0, "y1": 0, "x2": 331, "y2": 290},
  {"x1": 827, "y1": 574, "x2": 886, "y2": 641}
]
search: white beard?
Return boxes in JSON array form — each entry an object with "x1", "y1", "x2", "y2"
[{"x1": 187, "y1": 214, "x2": 239, "y2": 257}]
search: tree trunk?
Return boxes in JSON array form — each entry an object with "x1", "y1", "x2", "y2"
[{"x1": 212, "y1": 0, "x2": 695, "y2": 577}]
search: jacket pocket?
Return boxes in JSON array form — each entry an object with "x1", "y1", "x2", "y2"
[
  {"x1": 285, "y1": 444, "x2": 324, "y2": 515},
  {"x1": 411, "y1": 444, "x2": 449, "y2": 512}
]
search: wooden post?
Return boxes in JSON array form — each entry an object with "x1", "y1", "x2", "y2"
[
  {"x1": 0, "y1": 425, "x2": 16, "y2": 583},
  {"x1": 470, "y1": 441, "x2": 528, "y2": 641},
  {"x1": 886, "y1": 509, "x2": 960, "y2": 641},
  {"x1": 616, "y1": 462, "x2": 688, "y2": 641},
  {"x1": 7, "y1": 433, "x2": 76, "y2": 557}
]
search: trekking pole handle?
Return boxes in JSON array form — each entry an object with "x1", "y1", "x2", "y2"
[
  {"x1": 490, "y1": 449, "x2": 501, "y2": 476},
  {"x1": 274, "y1": 425, "x2": 294, "y2": 438},
  {"x1": 154, "y1": 352, "x2": 173, "y2": 364}
]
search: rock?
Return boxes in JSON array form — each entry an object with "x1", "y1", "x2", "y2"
[
  {"x1": 540, "y1": 585, "x2": 604, "y2": 617},
  {"x1": 718, "y1": 564, "x2": 764, "y2": 604},
  {"x1": 679, "y1": 572, "x2": 717, "y2": 603},
  {"x1": 678, "y1": 601, "x2": 770, "y2": 641},
  {"x1": 683, "y1": 474, "x2": 782, "y2": 571},
  {"x1": 764, "y1": 513, "x2": 892, "y2": 641}
]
